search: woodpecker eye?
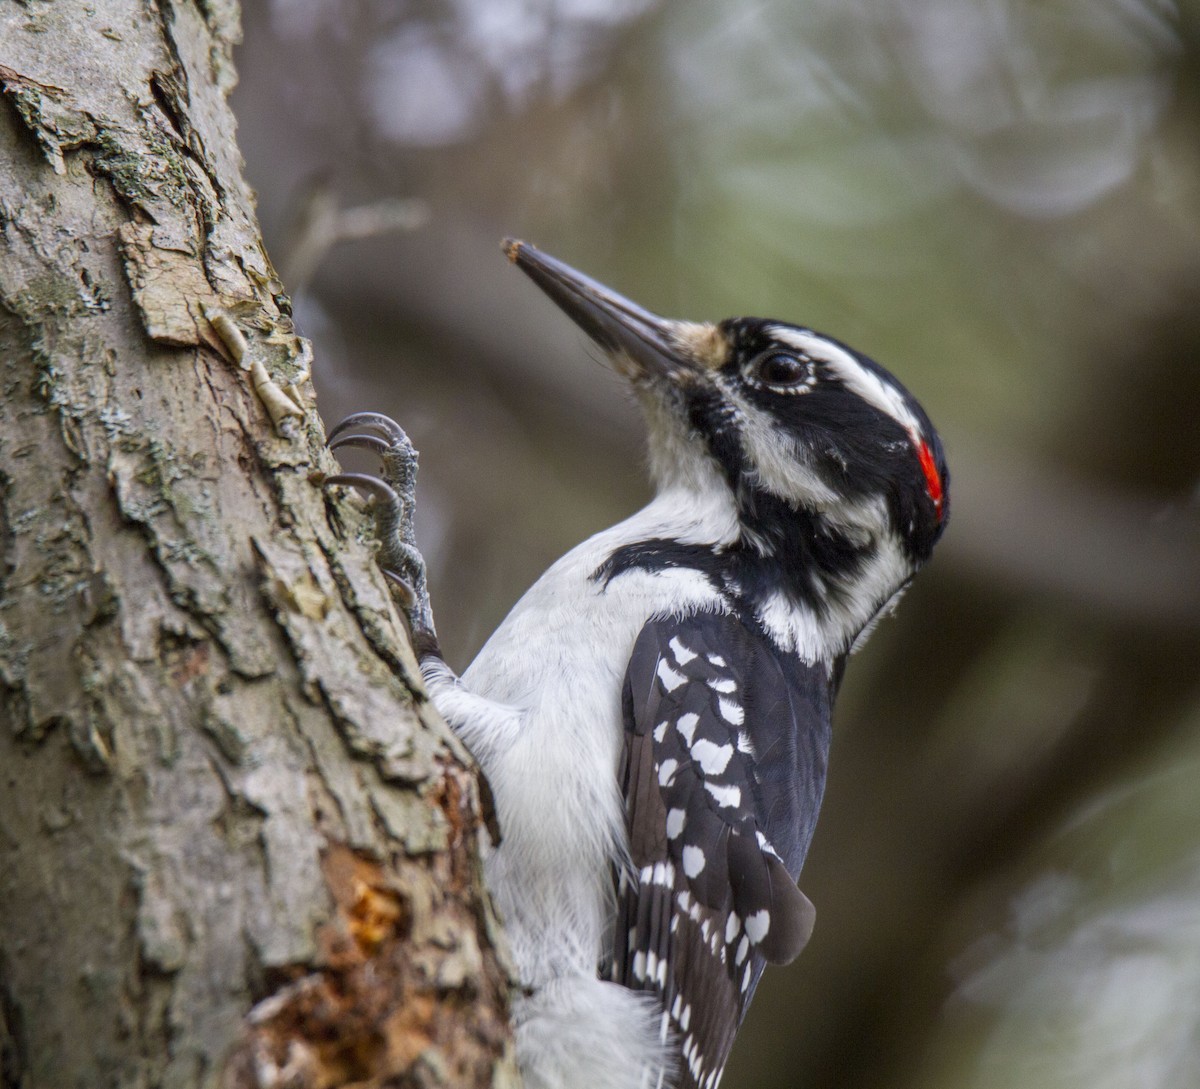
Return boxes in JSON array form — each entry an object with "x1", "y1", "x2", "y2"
[{"x1": 749, "y1": 351, "x2": 811, "y2": 390}]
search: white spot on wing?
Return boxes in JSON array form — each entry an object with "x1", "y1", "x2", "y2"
[
  {"x1": 657, "y1": 659, "x2": 686, "y2": 691},
  {"x1": 669, "y1": 636, "x2": 697, "y2": 664},
  {"x1": 676, "y1": 712, "x2": 699, "y2": 745},
  {"x1": 717, "y1": 697, "x2": 743, "y2": 725},
  {"x1": 653, "y1": 720, "x2": 668, "y2": 742},
  {"x1": 666, "y1": 808, "x2": 686, "y2": 839},
  {"x1": 705, "y1": 782, "x2": 742, "y2": 808},
  {"x1": 707, "y1": 677, "x2": 737, "y2": 693},
  {"x1": 691, "y1": 738, "x2": 734, "y2": 775},
  {"x1": 658, "y1": 758, "x2": 678, "y2": 786},
  {"x1": 745, "y1": 910, "x2": 771, "y2": 944},
  {"x1": 682, "y1": 845, "x2": 706, "y2": 878}
]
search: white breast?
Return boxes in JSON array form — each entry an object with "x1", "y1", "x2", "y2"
[{"x1": 459, "y1": 490, "x2": 730, "y2": 985}]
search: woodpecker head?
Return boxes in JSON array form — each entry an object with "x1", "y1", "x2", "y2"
[
  {"x1": 505, "y1": 239, "x2": 947, "y2": 654},
  {"x1": 507, "y1": 237, "x2": 946, "y2": 552}
]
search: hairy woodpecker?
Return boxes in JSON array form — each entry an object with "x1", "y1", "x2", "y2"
[{"x1": 327, "y1": 240, "x2": 948, "y2": 1089}]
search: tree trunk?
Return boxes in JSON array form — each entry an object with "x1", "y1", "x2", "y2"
[{"x1": 0, "y1": 5, "x2": 516, "y2": 1088}]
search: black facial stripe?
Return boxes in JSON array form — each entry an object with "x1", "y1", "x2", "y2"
[
  {"x1": 603, "y1": 381, "x2": 876, "y2": 612},
  {"x1": 736, "y1": 493, "x2": 874, "y2": 608},
  {"x1": 596, "y1": 540, "x2": 726, "y2": 595},
  {"x1": 683, "y1": 383, "x2": 747, "y2": 486},
  {"x1": 594, "y1": 513, "x2": 873, "y2": 621}
]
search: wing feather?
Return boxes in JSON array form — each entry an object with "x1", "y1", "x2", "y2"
[{"x1": 612, "y1": 610, "x2": 831, "y2": 1089}]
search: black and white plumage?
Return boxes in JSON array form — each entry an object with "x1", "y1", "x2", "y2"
[
  {"x1": 613, "y1": 611, "x2": 827, "y2": 1089},
  {"x1": 329, "y1": 240, "x2": 948, "y2": 1089}
]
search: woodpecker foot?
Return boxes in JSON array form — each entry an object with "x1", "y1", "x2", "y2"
[{"x1": 326, "y1": 413, "x2": 435, "y2": 643}]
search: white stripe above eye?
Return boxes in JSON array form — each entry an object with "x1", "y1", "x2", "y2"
[{"x1": 769, "y1": 326, "x2": 922, "y2": 435}]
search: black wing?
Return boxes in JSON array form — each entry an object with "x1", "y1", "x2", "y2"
[{"x1": 611, "y1": 609, "x2": 833, "y2": 1089}]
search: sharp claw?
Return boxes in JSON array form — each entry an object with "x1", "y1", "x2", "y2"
[
  {"x1": 328, "y1": 433, "x2": 391, "y2": 456},
  {"x1": 323, "y1": 472, "x2": 400, "y2": 504},
  {"x1": 326, "y1": 415, "x2": 434, "y2": 646},
  {"x1": 327, "y1": 412, "x2": 410, "y2": 447},
  {"x1": 381, "y1": 568, "x2": 417, "y2": 608},
  {"x1": 327, "y1": 411, "x2": 390, "y2": 444}
]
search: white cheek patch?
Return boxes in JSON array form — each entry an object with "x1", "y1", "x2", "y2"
[
  {"x1": 755, "y1": 520, "x2": 913, "y2": 663},
  {"x1": 720, "y1": 381, "x2": 840, "y2": 508},
  {"x1": 769, "y1": 326, "x2": 922, "y2": 435}
]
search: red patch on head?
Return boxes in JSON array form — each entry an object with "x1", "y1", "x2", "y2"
[{"x1": 915, "y1": 439, "x2": 944, "y2": 521}]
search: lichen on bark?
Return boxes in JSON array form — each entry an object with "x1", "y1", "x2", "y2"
[{"x1": 0, "y1": 3, "x2": 516, "y2": 1088}]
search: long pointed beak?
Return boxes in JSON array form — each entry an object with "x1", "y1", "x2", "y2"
[{"x1": 504, "y1": 239, "x2": 705, "y2": 383}]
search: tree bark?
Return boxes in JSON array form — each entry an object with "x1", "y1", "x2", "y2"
[{"x1": 0, "y1": 4, "x2": 516, "y2": 1089}]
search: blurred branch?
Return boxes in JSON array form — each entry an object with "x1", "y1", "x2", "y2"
[
  {"x1": 280, "y1": 178, "x2": 429, "y2": 292},
  {"x1": 939, "y1": 445, "x2": 1200, "y2": 628}
]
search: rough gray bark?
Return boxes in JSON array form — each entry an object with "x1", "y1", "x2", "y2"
[{"x1": 0, "y1": 4, "x2": 516, "y2": 1088}]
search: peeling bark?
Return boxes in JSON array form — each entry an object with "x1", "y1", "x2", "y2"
[{"x1": 0, "y1": 4, "x2": 516, "y2": 1089}]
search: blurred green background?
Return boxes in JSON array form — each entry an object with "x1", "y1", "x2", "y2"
[{"x1": 233, "y1": 2, "x2": 1200, "y2": 1086}]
